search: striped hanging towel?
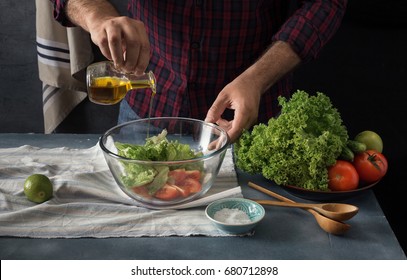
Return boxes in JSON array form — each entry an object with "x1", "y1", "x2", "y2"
[{"x1": 35, "y1": 0, "x2": 94, "y2": 133}]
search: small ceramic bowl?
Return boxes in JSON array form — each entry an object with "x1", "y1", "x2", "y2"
[{"x1": 205, "y1": 198, "x2": 265, "y2": 234}]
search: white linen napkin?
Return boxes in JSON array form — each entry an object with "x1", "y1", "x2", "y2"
[{"x1": 0, "y1": 144, "x2": 243, "y2": 238}]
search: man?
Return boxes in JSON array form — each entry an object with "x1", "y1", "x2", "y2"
[{"x1": 51, "y1": 0, "x2": 347, "y2": 142}]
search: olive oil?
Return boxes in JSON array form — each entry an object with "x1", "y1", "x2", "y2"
[
  {"x1": 88, "y1": 76, "x2": 155, "y2": 105},
  {"x1": 86, "y1": 61, "x2": 157, "y2": 137}
]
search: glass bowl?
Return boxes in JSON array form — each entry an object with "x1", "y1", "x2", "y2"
[{"x1": 99, "y1": 117, "x2": 230, "y2": 208}]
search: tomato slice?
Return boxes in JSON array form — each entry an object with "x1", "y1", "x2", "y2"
[
  {"x1": 132, "y1": 185, "x2": 152, "y2": 198},
  {"x1": 168, "y1": 169, "x2": 187, "y2": 185},
  {"x1": 172, "y1": 184, "x2": 191, "y2": 197},
  {"x1": 328, "y1": 160, "x2": 359, "y2": 191},
  {"x1": 180, "y1": 178, "x2": 202, "y2": 194},
  {"x1": 168, "y1": 169, "x2": 201, "y2": 184},
  {"x1": 185, "y1": 170, "x2": 201, "y2": 181},
  {"x1": 154, "y1": 184, "x2": 180, "y2": 200},
  {"x1": 163, "y1": 169, "x2": 203, "y2": 199}
]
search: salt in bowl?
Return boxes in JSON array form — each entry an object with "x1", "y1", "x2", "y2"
[{"x1": 205, "y1": 198, "x2": 265, "y2": 234}]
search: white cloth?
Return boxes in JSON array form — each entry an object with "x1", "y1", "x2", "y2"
[
  {"x1": 0, "y1": 145, "x2": 243, "y2": 238},
  {"x1": 36, "y1": 0, "x2": 93, "y2": 133}
]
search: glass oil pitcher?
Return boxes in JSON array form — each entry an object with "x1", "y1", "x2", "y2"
[{"x1": 86, "y1": 61, "x2": 156, "y2": 105}]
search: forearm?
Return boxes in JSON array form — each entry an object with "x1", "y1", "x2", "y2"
[
  {"x1": 65, "y1": 0, "x2": 119, "y2": 32},
  {"x1": 274, "y1": 0, "x2": 347, "y2": 62},
  {"x1": 240, "y1": 41, "x2": 301, "y2": 94},
  {"x1": 241, "y1": 0, "x2": 346, "y2": 94}
]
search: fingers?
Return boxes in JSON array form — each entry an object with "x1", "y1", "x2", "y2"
[
  {"x1": 91, "y1": 16, "x2": 150, "y2": 74},
  {"x1": 207, "y1": 133, "x2": 229, "y2": 151},
  {"x1": 205, "y1": 92, "x2": 245, "y2": 143},
  {"x1": 209, "y1": 117, "x2": 243, "y2": 144},
  {"x1": 205, "y1": 92, "x2": 258, "y2": 143},
  {"x1": 106, "y1": 24, "x2": 124, "y2": 67},
  {"x1": 226, "y1": 112, "x2": 251, "y2": 143},
  {"x1": 205, "y1": 94, "x2": 227, "y2": 124},
  {"x1": 93, "y1": 29, "x2": 113, "y2": 61},
  {"x1": 120, "y1": 20, "x2": 150, "y2": 74}
]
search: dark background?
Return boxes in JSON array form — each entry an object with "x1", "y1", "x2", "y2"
[{"x1": 0, "y1": 1, "x2": 406, "y2": 255}]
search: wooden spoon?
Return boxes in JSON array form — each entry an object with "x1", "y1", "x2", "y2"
[
  {"x1": 253, "y1": 199, "x2": 358, "y2": 221},
  {"x1": 248, "y1": 182, "x2": 352, "y2": 235}
]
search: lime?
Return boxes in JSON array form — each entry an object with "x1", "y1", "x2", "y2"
[
  {"x1": 24, "y1": 174, "x2": 53, "y2": 203},
  {"x1": 354, "y1": 130, "x2": 383, "y2": 153}
]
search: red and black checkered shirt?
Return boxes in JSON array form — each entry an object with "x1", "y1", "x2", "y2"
[{"x1": 52, "y1": 0, "x2": 347, "y2": 124}]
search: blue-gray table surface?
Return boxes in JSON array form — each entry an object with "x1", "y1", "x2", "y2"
[{"x1": 0, "y1": 133, "x2": 405, "y2": 260}]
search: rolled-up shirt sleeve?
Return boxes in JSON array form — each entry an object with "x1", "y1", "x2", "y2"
[
  {"x1": 273, "y1": 0, "x2": 347, "y2": 62},
  {"x1": 50, "y1": 0, "x2": 75, "y2": 26}
]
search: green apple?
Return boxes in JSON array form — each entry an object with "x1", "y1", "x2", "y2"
[{"x1": 354, "y1": 130, "x2": 383, "y2": 153}]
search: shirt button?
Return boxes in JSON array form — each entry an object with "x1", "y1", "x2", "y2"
[{"x1": 191, "y1": 42, "x2": 200, "y2": 49}]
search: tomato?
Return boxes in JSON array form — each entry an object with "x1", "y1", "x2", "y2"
[
  {"x1": 328, "y1": 160, "x2": 359, "y2": 191},
  {"x1": 353, "y1": 150, "x2": 388, "y2": 183},
  {"x1": 168, "y1": 169, "x2": 202, "y2": 184},
  {"x1": 159, "y1": 169, "x2": 202, "y2": 200},
  {"x1": 170, "y1": 178, "x2": 201, "y2": 198},
  {"x1": 354, "y1": 130, "x2": 383, "y2": 153},
  {"x1": 154, "y1": 184, "x2": 180, "y2": 200},
  {"x1": 173, "y1": 185, "x2": 191, "y2": 197},
  {"x1": 168, "y1": 169, "x2": 188, "y2": 185},
  {"x1": 132, "y1": 185, "x2": 152, "y2": 198},
  {"x1": 184, "y1": 170, "x2": 201, "y2": 181},
  {"x1": 180, "y1": 178, "x2": 202, "y2": 194}
]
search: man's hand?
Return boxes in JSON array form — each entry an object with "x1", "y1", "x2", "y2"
[
  {"x1": 88, "y1": 16, "x2": 150, "y2": 75},
  {"x1": 206, "y1": 41, "x2": 301, "y2": 143},
  {"x1": 205, "y1": 77, "x2": 261, "y2": 143},
  {"x1": 66, "y1": 0, "x2": 150, "y2": 74}
]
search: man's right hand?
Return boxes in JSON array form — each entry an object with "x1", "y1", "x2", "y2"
[
  {"x1": 66, "y1": 0, "x2": 150, "y2": 74},
  {"x1": 88, "y1": 16, "x2": 150, "y2": 75}
]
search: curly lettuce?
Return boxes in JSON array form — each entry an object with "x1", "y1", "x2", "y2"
[{"x1": 235, "y1": 90, "x2": 348, "y2": 191}]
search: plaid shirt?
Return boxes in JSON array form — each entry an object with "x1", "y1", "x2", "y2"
[{"x1": 52, "y1": 0, "x2": 347, "y2": 123}]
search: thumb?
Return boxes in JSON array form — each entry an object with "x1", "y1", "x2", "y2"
[
  {"x1": 205, "y1": 94, "x2": 229, "y2": 123},
  {"x1": 204, "y1": 111, "x2": 216, "y2": 123}
]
